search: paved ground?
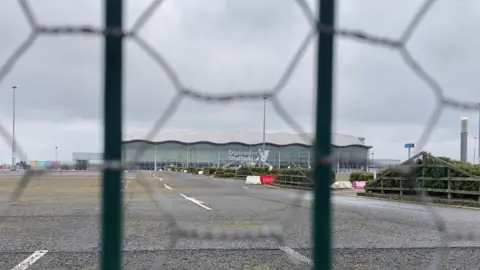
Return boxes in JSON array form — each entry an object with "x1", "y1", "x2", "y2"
[{"x1": 0, "y1": 171, "x2": 479, "y2": 269}]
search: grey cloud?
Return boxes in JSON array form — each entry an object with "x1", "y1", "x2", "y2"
[{"x1": 1, "y1": 0, "x2": 480, "y2": 162}]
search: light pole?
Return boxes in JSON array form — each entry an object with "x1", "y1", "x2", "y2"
[
  {"x1": 262, "y1": 96, "x2": 267, "y2": 166},
  {"x1": 366, "y1": 150, "x2": 369, "y2": 172},
  {"x1": 474, "y1": 137, "x2": 477, "y2": 164},
  {"x1": 371, "y1": 152, "x2": 374, "y2": 169},
  {"x1": 55, "y1": 146, "x2": 58, "y2": 162},
  {"x1": 12, "y1": 86, "x2": 17, "y2": 168},
  {"x1": 154, "y1": 144, "x2": 157, "y2": 171},
  {"x1": 336, "y1": 148, "x2": 340, "y2": 172},
  {"x1": 478, "y1": 103, "x2": 480, "y2": 161}
]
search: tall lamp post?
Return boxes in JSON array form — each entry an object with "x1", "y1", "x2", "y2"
[
  {"x1": 55, "y1": 146, "x2": 58, "y2": 162},
  {"x1": 478, "y1": 103, "x2": 480, "y2": 162},
  {"x1": 12, "y1": 86, "x2": 17, "y2": 168},
  {"x1": 474, "y1": 137, "x2": 477, "y2": 164},
  {"x1": 371, "y1": 152, "x2": 374, "y2": 169},
  {"x1": 154, "y1": 144, "x2": 157, "y2": 171},
  {"x1": 262, "y1": 96, "x2": 267, "y2": 167}
]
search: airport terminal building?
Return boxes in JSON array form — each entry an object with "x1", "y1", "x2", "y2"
[{"x1": 114, "y1": 131, "x2": 372, "y2": 171}]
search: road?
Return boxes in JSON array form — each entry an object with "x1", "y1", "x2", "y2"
[{"x1": 0, "y1": 171, "x2": 479, "y2": 269}]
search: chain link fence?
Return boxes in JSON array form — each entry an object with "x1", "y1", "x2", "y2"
[{"x1": 0, "y1": 0, "x2": 479, "y2": 269}]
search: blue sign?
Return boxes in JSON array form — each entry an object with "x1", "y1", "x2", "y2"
[{"x1": 404, "y1": 143, "x2": 415, "y2": 148}]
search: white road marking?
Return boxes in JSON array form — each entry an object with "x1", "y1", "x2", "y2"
[
  {"x1": 152, "y1": 175, "x2": 163, "y2": 181},
  {"x1": 164, "y1": 184, "x2": 173, "y2": 190},
  {"x1": 12, "y1": 250, "x2": 48, "y2": 270},
  {"x1": 279, "y1": 246, "x2": 312, "y2": 265},
  {"x1": 242, "y1": 186, "x2": 249, "y2": 189},
  {"x1": 180, "y1": 193, "x2": 212, "y2": 210}
]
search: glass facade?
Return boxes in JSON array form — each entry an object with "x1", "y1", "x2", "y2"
[{"x1": 123, "y1": 141, "x2": 370, "y2": 171}]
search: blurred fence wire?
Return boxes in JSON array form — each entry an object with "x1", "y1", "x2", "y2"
[{"x1": 0, "y1": 0, "x2": 480, "y2": 269}]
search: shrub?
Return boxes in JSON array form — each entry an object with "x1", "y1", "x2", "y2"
[
  {"x1": 368, "y1": 153, "x2": 480, "y2": 198},
  {"x1": 201, "y1": 166, "x2": 335, "y2": 184},
  {"x1": 349, "y1": 172, "x2": 374, "y2": 183}
]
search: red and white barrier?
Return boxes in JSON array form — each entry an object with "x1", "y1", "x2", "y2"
[
  {"x1": 260, "y1": 175, "x2": 274, "y2": 185},
  {"x1": 352, "y1": 181, "x2": 366, "y2": 189},
  {"x1": 245, "y1": 176, "x2": 261, "y2": 185}
]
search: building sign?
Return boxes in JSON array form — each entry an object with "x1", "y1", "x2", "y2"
[
  {"x1": 228, "y1": 149, "x2": 270, "y2": 162},
  {"x1": 404, "y1": 143, "x2": 415, "y2": 149}
]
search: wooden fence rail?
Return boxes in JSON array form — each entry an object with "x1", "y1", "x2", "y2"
[{"x1": 365, "y1": 152, "x2": 480, "y2": 203}]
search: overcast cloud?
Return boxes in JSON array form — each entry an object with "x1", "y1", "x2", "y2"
[{"x1": 0, "y1": 0, "x2": 479, "y2": 163}]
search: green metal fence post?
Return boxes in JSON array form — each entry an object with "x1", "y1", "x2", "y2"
[
  {"x1": 102, "y1": 0, "x2": 124, "y2": 269},
  {"x1": 313, "y1": 0, "x2": 335, "y2": 269}
]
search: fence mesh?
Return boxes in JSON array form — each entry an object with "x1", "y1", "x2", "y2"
[{"x1": 0, "y1": 0, "x2": 479, "y2": 269}]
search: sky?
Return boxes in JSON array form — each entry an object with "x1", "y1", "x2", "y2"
[{"x1": 0, "y1": 0, "x2": 480, "y2": 164}]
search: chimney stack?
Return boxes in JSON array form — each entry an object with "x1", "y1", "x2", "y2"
[{"x1": 460, "y1": 117, "x2": 468, "y2": 162}]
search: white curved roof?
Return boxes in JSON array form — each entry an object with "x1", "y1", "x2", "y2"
[{"x1": 124, "y1": 130, "x2": 370, "y2": 147}]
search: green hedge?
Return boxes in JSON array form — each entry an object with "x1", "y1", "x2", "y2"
[
  {"x1": 349, "y1": 172, "x2": 374, "y2": 183},
  {"x1": 175, "y1": 166, "x2": 336, "y2": 183},
  {"x1": 368, "y1": 154, "x2": 480, "y2": 198}
]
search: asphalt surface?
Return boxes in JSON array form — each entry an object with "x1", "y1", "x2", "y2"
[{"x1": 0, "y1": 171, "x2": 479, "y2": 269}]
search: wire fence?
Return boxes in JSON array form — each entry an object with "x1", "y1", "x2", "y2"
[{"x1": 0, "y1": 0, "x2": 480, "y2": 269}]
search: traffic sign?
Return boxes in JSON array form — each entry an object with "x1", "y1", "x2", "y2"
[{"x1": 404, "y1": 143, "x2": 415, "y2": 148}]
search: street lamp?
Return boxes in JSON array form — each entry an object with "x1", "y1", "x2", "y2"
[
  {"x1": 478, "y1": 103, "x2": 480, "y2": 161},
  {"x1": 12, "y1": 86, "x2": 17, "y2": 168},
  {"x1": 474, "y1": 137, "x2": 477, "y2": 164},
  {"x1": 336, "y1": 148, "x2": 340, "y2": 172},
  {"x1": 154, "y1": 144, "x2": 157, "y2": 171},
  {"x1": 55, "y1": 146, "x2": 58, "y2": 162},
  {"x1": 262, "y1": 96, "x2": 267, "y2": 166},
  {"x1": 371, "y1": 152, "x2": 374, "y2": 169}
]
